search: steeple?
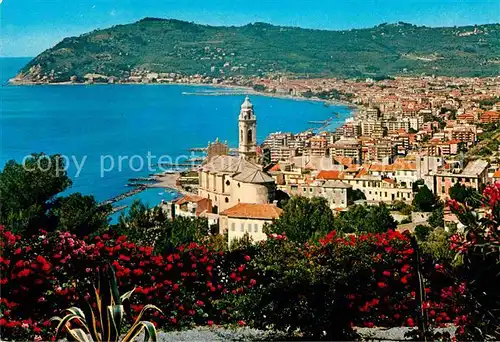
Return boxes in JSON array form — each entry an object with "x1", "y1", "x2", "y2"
[{"x1": 238, "y1": 96, "x2": 257, "y2": 161}]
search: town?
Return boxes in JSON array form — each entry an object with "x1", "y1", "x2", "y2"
[{"x1": 161, "y1": 75, "x2": 500, "y2": 244}]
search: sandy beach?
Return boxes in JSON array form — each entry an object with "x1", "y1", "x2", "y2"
[{"x1": 147, "y1": 172, "x2": 189, "y2": 196}]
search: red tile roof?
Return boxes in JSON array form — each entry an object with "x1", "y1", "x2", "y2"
[
  {"x1": 316, "y1": 170, "x2": 344, "y2": 180},
  {"x1": 220, "y1": 203, "x2": 283, "y2": 220}
]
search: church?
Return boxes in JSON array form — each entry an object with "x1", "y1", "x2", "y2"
[{"x1": 197, "y1": 96, "x2": 277, "y2": 214}]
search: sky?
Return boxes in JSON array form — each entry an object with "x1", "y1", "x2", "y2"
[{"x1": 1, "y1": 0, "x2": 499, "y2": 57}]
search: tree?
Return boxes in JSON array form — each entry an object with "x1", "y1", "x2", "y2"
[
  {"x1": 0, "y1": 153, "x2": 72, "y2": 235},
  {"x1": 413, "y1": 185, "x2": 437, "y2": 212},
  {"x1": 265, "y1": 197, "x2": 335, "y2": 243},
  {"x1": 449, "y1": 183, "x2": 480, "y2": 208},
  {"x1": 113, "y1": 200, "x2": 209, "y2": 253},
  {"x1": 428, "y1": 206, "x2": 444, "y2": 228},
  {"x1": 414, "y1": 224, "x2": 432, "y2": 241},
  {"x1": 50, "y1": 193, "x2": 111, "y2": 237}
]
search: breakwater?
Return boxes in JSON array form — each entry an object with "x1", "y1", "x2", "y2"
[
  {"x1": 110, "y1": 205, "x2": 128, "y2": 214},
  {"x1": 99, "y1": 185, "x2": 146, "y2": 206}
]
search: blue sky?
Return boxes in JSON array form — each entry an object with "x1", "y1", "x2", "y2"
[{"x1": 1, "y1": 0, "x2": 499, "y2": 57}]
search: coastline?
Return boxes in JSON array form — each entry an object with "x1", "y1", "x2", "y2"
[{"x1": 7, "y1": 79, "x2": 357, "y2": 109}]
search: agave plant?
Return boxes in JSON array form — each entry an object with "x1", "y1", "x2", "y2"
[{"x1": 51, "y1": 266, "x2": 162, "y2": 342}]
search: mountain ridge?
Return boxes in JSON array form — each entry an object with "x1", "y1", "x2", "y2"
[{"x1": 11, "y1": 19, "x2": 500, "y2": 83}]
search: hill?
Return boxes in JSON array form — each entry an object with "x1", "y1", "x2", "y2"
[{"x1": 12, "y1": 19, "x2": 500, "y2": 83}]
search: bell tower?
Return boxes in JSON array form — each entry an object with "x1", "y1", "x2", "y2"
[{"x1": 238, "y1": 96, "x2": 257, "y2": 161}]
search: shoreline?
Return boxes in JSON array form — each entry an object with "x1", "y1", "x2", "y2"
[{"x1": 7, "y1": 80, "x2": 357, "y2": 109}]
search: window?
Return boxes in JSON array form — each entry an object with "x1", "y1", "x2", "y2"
[
  {"x1": 226, "y1": 180, "x2": 230, "y2": 186},
  {"x1": 442, "y1": 186, "x2": 445, "y2": 193},
  {"x1": 254, "y1": 224, "x2": 258, "y2": 233},
  {"x1": 240, "y1": 224, "x2": 244, "y2": 232},
  {"x1": 238, "y1": 183, "x2": 241, "y2": 188},
  {"x1": 231, "y1": 223, "x2": 236, "y2": 232},
  {"x1": 225, "y1": 197, "x2": 229, "y2": 203},
  {"x1": 310, "y1": 188, "x2": 313, "y2": 193},
  {"x1": 247, "y1": 129, "x2": 253, "y2": 143}
]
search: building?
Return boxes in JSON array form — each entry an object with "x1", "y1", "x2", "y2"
[
  {"x1": 206, "y1": 138, "x2": 229, "y2": 161},
  {"x1": 330, "y1": 138, "x2": 362, "y2": 163},
  {"x1": 170, "y1": 195, "x2": 213, "y2": 219},
  {"x1": 238, "y1": 96, "x2": 257, "y2": 161},
  {"x1": 219, "y1": 203, "x2": 283, "y2": 243},
  {"x1": 435, "y1": 159, "x2": 489, "y2": 200},
  {"x1": 198, "y1": 97, "x2": 276, "y2": 213}
]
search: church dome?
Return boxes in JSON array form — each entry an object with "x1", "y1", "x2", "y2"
[{"x1": 241, "y1": 96, "x2": 253, "y2": 110}]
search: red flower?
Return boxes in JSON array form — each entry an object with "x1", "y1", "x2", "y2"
[
  {"x1": 244, "y1": 255, "x2": 251, "y2": 261},
  {"x1": 133, "y1": 269, "x2": 144, "y2": 276},
  {"x1": 14, "y1": 248, "x2": 22, "y2": 255},
  {"x1": 208, "y1": 320, "x2": 214, "y2": 327},
  {"x1": 382, "y1": 270, "x2": 391, "y2": 277},
  {"x1": 377, "y1": 282, "x2": 387, "y2": 288},
  {"x1": 238, "y1": 320, "x2": 246, "y2": 326},
  {"x1": 406, "y1": 318, "x2": 415, "y2": 327},
  {"x1": 249, "y1": 279, "x2": 257, "y2": 286}
]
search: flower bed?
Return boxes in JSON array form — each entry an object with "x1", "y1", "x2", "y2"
[{"x1": 0, "y1": 225, "x2": 478, "y2": 341}]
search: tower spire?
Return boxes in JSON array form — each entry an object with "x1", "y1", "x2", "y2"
[{"x1": 238, "y1": 96, "x2": 257, "y2": 161}]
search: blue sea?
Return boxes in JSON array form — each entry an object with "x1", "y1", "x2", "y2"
[{"x1": 0, "y1": 57, "x2": 351, "y2": 219}]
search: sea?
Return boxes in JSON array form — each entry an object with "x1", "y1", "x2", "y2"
[{"x1": 0, "y1": 57, "x2": 352, "y2": 221}]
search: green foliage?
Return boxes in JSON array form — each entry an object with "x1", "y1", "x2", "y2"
[
  {"x1": 265, "y1": 197, "x2": 335, "y2": 243},
  {"x1": 333, "y1": 203, "x2": 396, "y2": 234},
  {"x1": 0, "y1": 153, "x2": 72, "y2": 234},
  {"x1": 419, "y1": 228, "x2": 455, "y2": 263},
  {"x1": 391, "y1": 200, "x2": 413, "y2": 215},
  {"x1": 51, "y1": 193, "x2": 111, "y2": 237},
  {"x1": 449, "y1": 183, "x2": 481, "y2": 208},
  {"x1": 414, "y1": 224, "x2": 432, "y2": 241},
  {"x1": 349, "y1": 189, "x2": 366, "y2": 202},
  {"x1": 51, "y1": 266, "x2": 162, "y2": 342},
  {"x1": 412, "y1": 179, "x2": 425, "y2": 193},
  {"x1": 428, "y1": 206, "x2": 444, "y2": 228},
  {"x1": 226, "y1": 238, "x2": 356, "y2": 340},
  {"x1": 413, "y1": 185, "x2": 437, "y2": 212},
  {"x1": 113, "y1": 200, "x2": 210, "y2": 253},
  {"x1": 19, "y1": 20, "x2": 500, "y2": 82}
]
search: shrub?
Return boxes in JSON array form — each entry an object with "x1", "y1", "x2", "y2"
[{"x1": 448, "y1": 183, "x2": 500, "y2": 340}]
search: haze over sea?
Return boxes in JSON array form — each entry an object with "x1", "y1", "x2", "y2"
[{"x1": 0, "y1": 57, "x2": 351, "y2": 217}]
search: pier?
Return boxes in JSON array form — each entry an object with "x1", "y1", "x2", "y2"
[
  {"x1": 128, "y1": 177, "x2": 157, "y2": 182},
  {"x1": 99, "y1": 185, "x2": 146, "y2": 206},
  {"x1": 110, "y1": 205, "x2": 128, "y2": 214},
  {"x1": 189, "y1": 147, "x2": 207, "y2": 152}
]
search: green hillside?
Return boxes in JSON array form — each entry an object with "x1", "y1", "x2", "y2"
[{"x1": 14, "y1": 18, "x2": 500, "y2": 82}]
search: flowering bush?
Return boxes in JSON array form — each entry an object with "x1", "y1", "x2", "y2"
[
  {"x1": 448, "y1": 182, "x2": 500, "y2": 340},
  {"x1": 0, "y1": 222, "x2": 478, "y2": 341},
  {"x1": 0, "y1": 228, "x2": 254, "y2": 341}
]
